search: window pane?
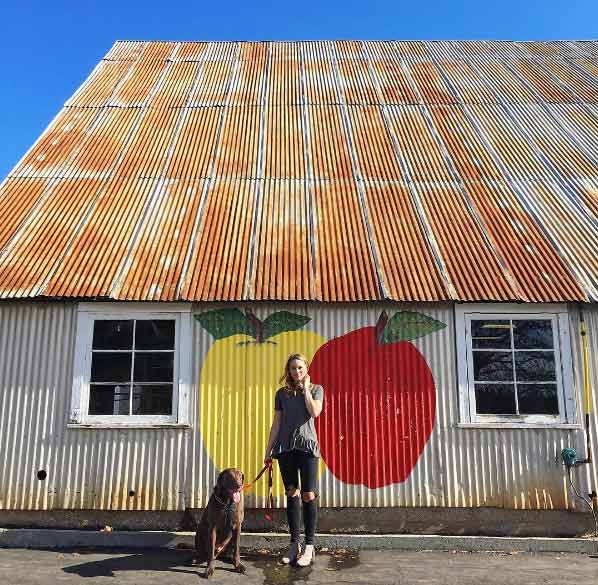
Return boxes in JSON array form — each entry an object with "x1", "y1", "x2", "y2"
[
  {"x1": 132, "y1": 385, "x2": 173, "y2": 415},
  {"x1": 92, "y1": 320, "x2": 133, "y2": 350},
  {"x1": 91, "y1": 352, "x2": 132, "y2": 382},
  {"x1": 473, "y1": 351, "x2": 514, "y2": 382},
  {"x1": 89, "y1": 384, "x2": 131, "y2": 415},
  {"x1": 134, "y1": 352, "x2": 174, "y2": 382},
  {"x1": 513, "y1": 319, "x2": 554, "y2": 350},
  {"x1": 515, "y1": 351, "x2": 556, "y2": 382},
  {"x1": 135, "y1": 320, "x2": 175, "y2": 350},
  {"x1": 475, "y1": 383, "x2": 516, "y2": 414},
  {"x1": 517, "y1": 384, "x2": 559, "y2": 415},
  {"x1": 471, "y1": 319, "x2": 511, "y2": 349}
]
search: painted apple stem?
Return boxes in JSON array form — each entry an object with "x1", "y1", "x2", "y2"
[
  {"x1": 245, "y1": 309, "x2": 264, "y2": 343},
  {"x1": 375, "y1": 311, "x2": 389, "y2": 345}
]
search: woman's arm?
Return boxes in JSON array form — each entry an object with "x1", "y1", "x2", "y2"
[
  {"x1": 303, "y1": 376, "x2": 323, "y2": 418},
  {"x1": 264, "y1": 409, "x2": 282, "y2": 463}
]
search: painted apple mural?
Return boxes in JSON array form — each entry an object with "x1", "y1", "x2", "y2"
[
  {"x1": 195, "y1": 308, "x2": 325, "y2": 499},
  {"x1": 311, "y1": 310, "x2": 445, "y2": 489}
]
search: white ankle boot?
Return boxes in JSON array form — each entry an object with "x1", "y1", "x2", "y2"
[
  {"x1": 281, "y1": 541, "x2": 301, "y2": 565},
  {"x1": 296, "y1": 544, "x2": 315, "y2": 566}
]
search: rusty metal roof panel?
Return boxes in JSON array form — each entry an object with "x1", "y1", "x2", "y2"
[
  {"x1": 0, "y1": 178, "x2": 105, "y2": 298},
  {"x1": 435, "y1": 60, "x2": 500, "y2": 104},
  {"x1": 180, "y1": 178, "x2": 256, "y2": 301},
  {"x1": 187, "y1": 60, "x2": 235, "y2": 106},
  {"x1": 66, "y1": 60, "x2": 132, "y2": 107},
  {"x1": 462, "y1": 180, "x2": 586, "y2": 301},
  {"x1": 60, "y1": 107, "x2": 143, "y2": 179},
  {"x1": 172, "y1": 42, "x2": 209, "y2": 62},
  {"x1": 368, "y1": 60, "x2": 419, "y2": 105},
  {"x1": 414, "y1": 182, "x2": 519, "y2": 301},
  {"x1": 403, "y1": 61, "x2": 458, "y2": 104},
  {"x1": 312, "y1": 180, "x2": 381, "y2": 301},
  {"x1": 104, "y1": 41, "x2": 145, "y2": 62},
  {"x1": 307, "y1": 105, "x2": 353, "y2": 179},
  {"x1": 113, "y1": 179, "x2": 206, "y2": 301},
  {"x1": 393, "y1": 41, "x2": 433, "y2": 60},
  {"x1": 147, "y1": 62, "x2": 202, "y2": 108},
  {"x1": 512, "y1": 180, "x2": 598, "y2": 299},
  {"x1": 44, "y1": 177, "x2": 159, "y2": 298},
  {"x1": 571, "y1": 180, "x2": 598, "y2": 217},
  {"x1": 333, "y1": 40, "x2": 365, "y2": 60},
  {"x1": 163, "y1": 108, "x2": 222, "y2": 180},
  {"x1": 229, "y1": 57, "x2": 267, "y2": 105},
  {"x1": 1, "y1": 40, "x2": 597, "y2": 302},
  {"x1": 0, "y1": 178, "x2": 50, "y2": 250},
  {"x1": 263, "y1": 106, "x2": 307, "y2": 179},
  {"x1": 268, "y1": 58, "x2": 302, "y2": 105},
  {"x1": 507, "y1": 104, "x2": 598, "y2": 181},
  {"x1": 11, "y1": 107, "x2": 99, "y2": 178},
  {"x1": 509, "y1": 59, "x2": 578, "y2": 103},
  {"x1": 572, "y1": 58, "x2": 598, "y2": 80},
  {"x1": 544, "y1": 60, "x2": 598, "y2": 103},
  {"x1": 466, "y1": 104, "x2": 553, "y2": 181},
  {"x1": 336, "y1": 59, "x2": 380, "y2": 105},
  {"x1": 113, "y1": 108, "x2": 184, "y2": 178},
  {"x1": 346, "y1": 106, "x2": 405, "y2": 180},
  {"x1": 428, "y1": 105, "x2": 503, "y2": 181},
  {"x1": 303, "y1": 58, "x2": 341, "y2": 104},
  {"x1": 250, "y1": 180, "x2": 315, "y2": 300},
  {"x1": 214, "y1": 106, "x2": 262, "y2": 178},
  {"x1": 364, "y1": 181, "x2": 447, "y2": 301},
  {"x1": 108, "y1": 60, "x2": 168, "y2": 107},
  {"x1": 385, "y1": 105, "x2": 455, "y2": 183},
  {"x1": 298, "y1": 41, "x2": 332, "y2": 61},
  {"x1": 471, "y1": 60, "x2": 538, "y2": 103}
]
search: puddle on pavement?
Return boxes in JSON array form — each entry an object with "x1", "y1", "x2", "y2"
[{"x1": 243, "y1": 549, "x2": 360, "y2": 585}]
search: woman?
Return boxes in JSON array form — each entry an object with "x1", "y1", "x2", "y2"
[{"x1": 264, "y1": 353, "x2": 324, "y2": 567}]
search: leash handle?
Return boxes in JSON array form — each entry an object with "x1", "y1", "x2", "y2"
[{"x1": 242, "y1": 460, "x2": 274, "y2": 522}]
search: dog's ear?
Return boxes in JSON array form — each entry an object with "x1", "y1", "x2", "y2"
[{"x1": 215, "y1": 470, "x2": 226, "y2": 493}]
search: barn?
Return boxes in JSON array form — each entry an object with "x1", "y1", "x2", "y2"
[{"x1": 0, "y1": 40, "x2": 597, "y2": 536}]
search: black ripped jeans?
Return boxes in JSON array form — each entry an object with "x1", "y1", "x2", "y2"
[{"x1": 277, "y1": 449, "x2": 318, "y2": 545}]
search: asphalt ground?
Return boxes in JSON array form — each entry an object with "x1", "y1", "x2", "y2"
[{"x1": 0, "y1": 547, "x2": 597, "y2": 585}]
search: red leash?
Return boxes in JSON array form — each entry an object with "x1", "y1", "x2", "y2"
[{"x1": 242, "y1": 459, "x2": 274, "y2": 521}]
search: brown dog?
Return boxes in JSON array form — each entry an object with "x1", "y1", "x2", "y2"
[{"x1": 193, "y1": 468, "x2": 245, "y2": 578}]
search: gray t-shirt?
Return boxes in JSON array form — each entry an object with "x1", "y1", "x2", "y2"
[{"x1": 272, "y1": 385, "x2": 324, "y2": 458}]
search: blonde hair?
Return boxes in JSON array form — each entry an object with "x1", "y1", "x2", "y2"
[{"x1": 280, "y1": 353, "x2": 310, "y2": 394}]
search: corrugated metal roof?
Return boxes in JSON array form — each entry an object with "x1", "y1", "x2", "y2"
[{"x1": 1, "y1": 40, "x2": 597, "y2": 302}]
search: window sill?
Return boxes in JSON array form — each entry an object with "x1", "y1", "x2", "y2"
[
  {"x1": 67, "y1": 422, "x2": 192, "y2": 430},
  {"x1": 457, "y1": 422, "x2": 581, "y2": 430}
]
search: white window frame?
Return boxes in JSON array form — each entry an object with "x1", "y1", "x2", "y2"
[
  {"x1": 69, "y1": 303, "x2": 192, "y2": 428},
  {"x1": 455, "y1": 303, "x2": 577, "y2": 428}
]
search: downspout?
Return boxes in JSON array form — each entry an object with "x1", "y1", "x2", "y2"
[{"x1": 578, "y1": 306, "x2": 598, "y2": 517}]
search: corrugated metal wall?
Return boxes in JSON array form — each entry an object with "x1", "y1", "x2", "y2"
[{"x1": 0, "y1": 301, "x2": 596, "y2": 511}]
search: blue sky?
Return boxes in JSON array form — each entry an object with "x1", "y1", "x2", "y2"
[{"x1": 1, "y1": 0, "x2": 596, "y2": 179}]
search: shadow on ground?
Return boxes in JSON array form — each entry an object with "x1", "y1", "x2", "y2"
[{"x1": 60, "y1": 547, "x2": 361, "y2": 583}]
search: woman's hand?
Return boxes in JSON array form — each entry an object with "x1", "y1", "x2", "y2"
[{"x1": 302, "y1": 374, "x2": 311, "y2": 391}]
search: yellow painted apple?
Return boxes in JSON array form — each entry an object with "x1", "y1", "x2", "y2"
[{"x1": 195, "y1": 308, "x2": 325, "y2": 500}]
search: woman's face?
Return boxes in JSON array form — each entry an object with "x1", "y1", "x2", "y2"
[{"x1": 289, "y1": 359, "x2": 308, "y2": 382}]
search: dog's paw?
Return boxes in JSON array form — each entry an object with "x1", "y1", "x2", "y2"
[
  {"x1": 235, "y1": 563, "x2": 246, "y2": 574},
  {"x1": 205, "y1": 566, "x2": 214, "y2": 579}
]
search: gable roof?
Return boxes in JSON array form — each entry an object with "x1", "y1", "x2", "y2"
[{"x1": 0, "y1": 40, "x2": 596, "y2": 302}]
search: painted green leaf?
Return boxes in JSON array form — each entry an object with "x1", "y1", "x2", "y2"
[
  {"x1": 262, "y1": 311, "x2": 311, "y2": 341},
  {"x1": 381, "y1": 311, "x2": 446, "y2": 343},
  {"x1": 194, "y1": 308, "x2": 255, "y2": 340}
]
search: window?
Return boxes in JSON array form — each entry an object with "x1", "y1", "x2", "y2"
[
  {"x1": 70, "y1": 304, "x2": 191, "y2": 426},
  {"x1": 456, "y1": 304, "x2": 576, "y2": 426}
]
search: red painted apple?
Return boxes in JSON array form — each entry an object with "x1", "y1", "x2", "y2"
[{"x1": 311, "y1": 311, "x2": 445, "y2": 489}]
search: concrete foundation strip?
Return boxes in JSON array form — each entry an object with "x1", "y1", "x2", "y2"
[{"x1": 1, "y1": 529, "x2": 597, "y2": 554}]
